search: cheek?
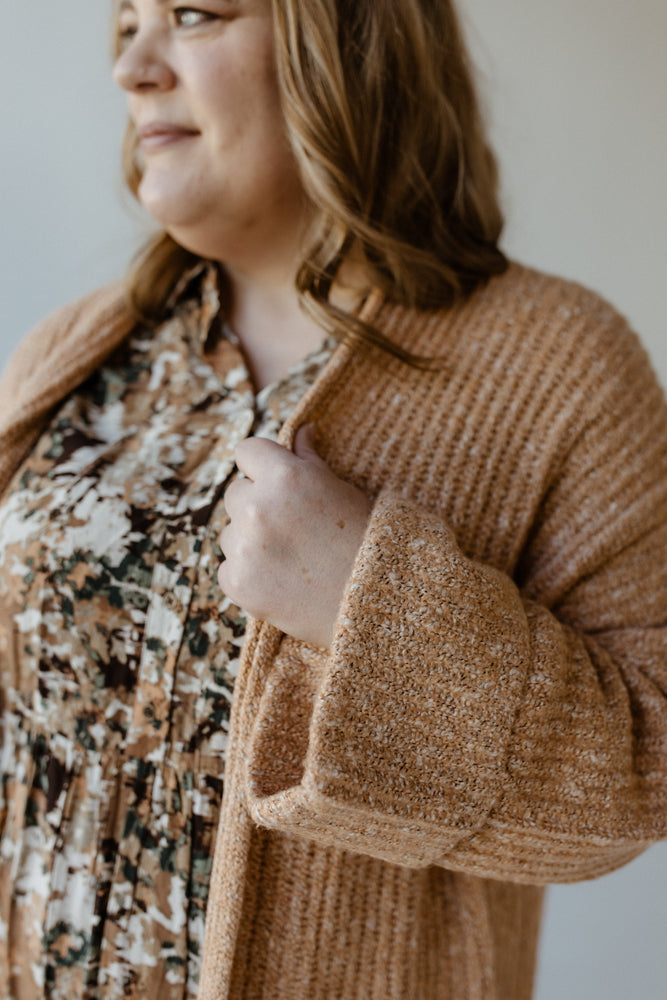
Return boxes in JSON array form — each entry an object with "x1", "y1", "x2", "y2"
[{"x1": 193, "y1": 31, "x2": 283, "y2": 131}]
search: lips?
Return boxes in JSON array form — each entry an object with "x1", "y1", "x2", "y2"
[{"x1": 137, "y1": 121, "x2": 200, "y2": 150}]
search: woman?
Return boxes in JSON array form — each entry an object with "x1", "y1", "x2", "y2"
[{"x1": 0, "y1": 1, "x2": 665, "y2": 998}]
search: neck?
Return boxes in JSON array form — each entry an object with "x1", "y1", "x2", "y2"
[
  {"x1": 211, "y1": 265, "x2": 318, "y2": 392},
  {"x1": 213, "y1": 250, "x2": 371, "y2": 392}
]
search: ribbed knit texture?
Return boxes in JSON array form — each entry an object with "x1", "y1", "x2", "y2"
[{"x1": 1, "y1": 264, "x2": 666, "y2": 1000}]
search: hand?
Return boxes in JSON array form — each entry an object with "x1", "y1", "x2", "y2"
[{"x1": 218, "y1": 424, "x2": 372, "y2": 649}]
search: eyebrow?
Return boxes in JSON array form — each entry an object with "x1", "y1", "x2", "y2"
[
  {"x1": 119, "y1": 0, "x2": 240, "y2": 7},
  {"x1": 117, "y1": 0, "x2": 164, "y2": 10},
  {"x1": 117, "y1": 0, "x2": 241, "y2": 10},
  {"x1": 117, "y1": 0, "x2": 185, "y2": 11}
]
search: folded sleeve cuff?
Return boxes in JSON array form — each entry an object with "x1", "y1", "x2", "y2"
[{"x1": 244, "y1": 493, "x2": 530, "y2": 866}]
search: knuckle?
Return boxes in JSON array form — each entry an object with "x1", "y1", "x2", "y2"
[
  {"x1": 274, "y1": 460, "x2": 299, "y2": 494},
  {"x1": 245, "y1": 500, "x2": 267, "y2": 530}
]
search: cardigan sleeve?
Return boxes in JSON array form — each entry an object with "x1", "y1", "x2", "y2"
[{"x1": 243, "y1": 325, "x2": 667, "y2": 885}]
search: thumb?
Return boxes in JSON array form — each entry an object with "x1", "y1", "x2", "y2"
[{"x1": 293, "y1": 423, "x2": 327, "y2": 466}]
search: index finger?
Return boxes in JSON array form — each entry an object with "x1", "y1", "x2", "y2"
[{"x1": 234, "y1": 436, "x2": 296, "y2": 481}]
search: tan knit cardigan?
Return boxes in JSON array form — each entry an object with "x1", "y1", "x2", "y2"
[{"x1": 1, "y1": 264, "x2": 666, "y2": 1000}]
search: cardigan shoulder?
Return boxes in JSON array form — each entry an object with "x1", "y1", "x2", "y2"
[
  {"x1": 460, "y1": 261, "x2": 643, "y2": 363},
  {"x1": 0, "y1": 281, "x2": 131, "y2": 414},
  {"x1": 489, "y1": 262, "x2": 663, "y2": 440},
  {"x1": 364, "y1": 260, "x2": 658, "y2": 467},
  {"x1": 410, "y1": 261, "x2": 661, "y2": 468},
  {"x1": 0, "y1": 282, "x2": 135, "y2": 498},
  {"x1": 489, "y1": 262, "x2": 650, "y2": 374},
  {"x1": 372, "y1": 260, "x2": 650, "y2": 411}
]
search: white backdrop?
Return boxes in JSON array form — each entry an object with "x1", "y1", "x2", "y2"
[{"x1": 1, "y1": 2, "x2": 665, "y2": 998}]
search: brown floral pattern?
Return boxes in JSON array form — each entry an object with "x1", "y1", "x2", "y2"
[{"x1": 0, "y1": 265, "x2": 334, "y2": 999}]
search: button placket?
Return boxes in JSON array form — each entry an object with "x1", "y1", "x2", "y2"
[{"x1": 124, "y1": 564, "x2": 193, "y2": 760}]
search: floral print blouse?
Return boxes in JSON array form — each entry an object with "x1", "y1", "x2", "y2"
[{"x1": 0, "y1": 265, "x2": 335, "y2": 999}]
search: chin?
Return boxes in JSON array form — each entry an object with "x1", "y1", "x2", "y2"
[
  {"x1": 138, "y1": 173, "x2": 202, "y2": 229},
  {"x1": 139, "y1": 195, "x2": 190, "y2": 231},
  {"x1": 137, "y1": 186, "x2": 234, "y2": 262}
]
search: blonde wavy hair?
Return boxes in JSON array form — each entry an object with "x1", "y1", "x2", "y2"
[{"x1": 118, "y1": 0, "x2": 507, "y2": 367}]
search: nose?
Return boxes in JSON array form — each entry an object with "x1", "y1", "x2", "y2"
[{"x1": 113, "y1": 29, "x2": 176, "y2": 92}]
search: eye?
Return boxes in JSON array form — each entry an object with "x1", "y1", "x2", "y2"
[
  {"x1": 116, "y1": 18, "x2": 138, "y2": 50},
  {"x1": 172, "y1": 7, "x2": 219, "y2": 28}
]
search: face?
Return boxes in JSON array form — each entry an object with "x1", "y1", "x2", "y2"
[{"x1": 113, "y1": 0, "x2": 310, "y2": 270}]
